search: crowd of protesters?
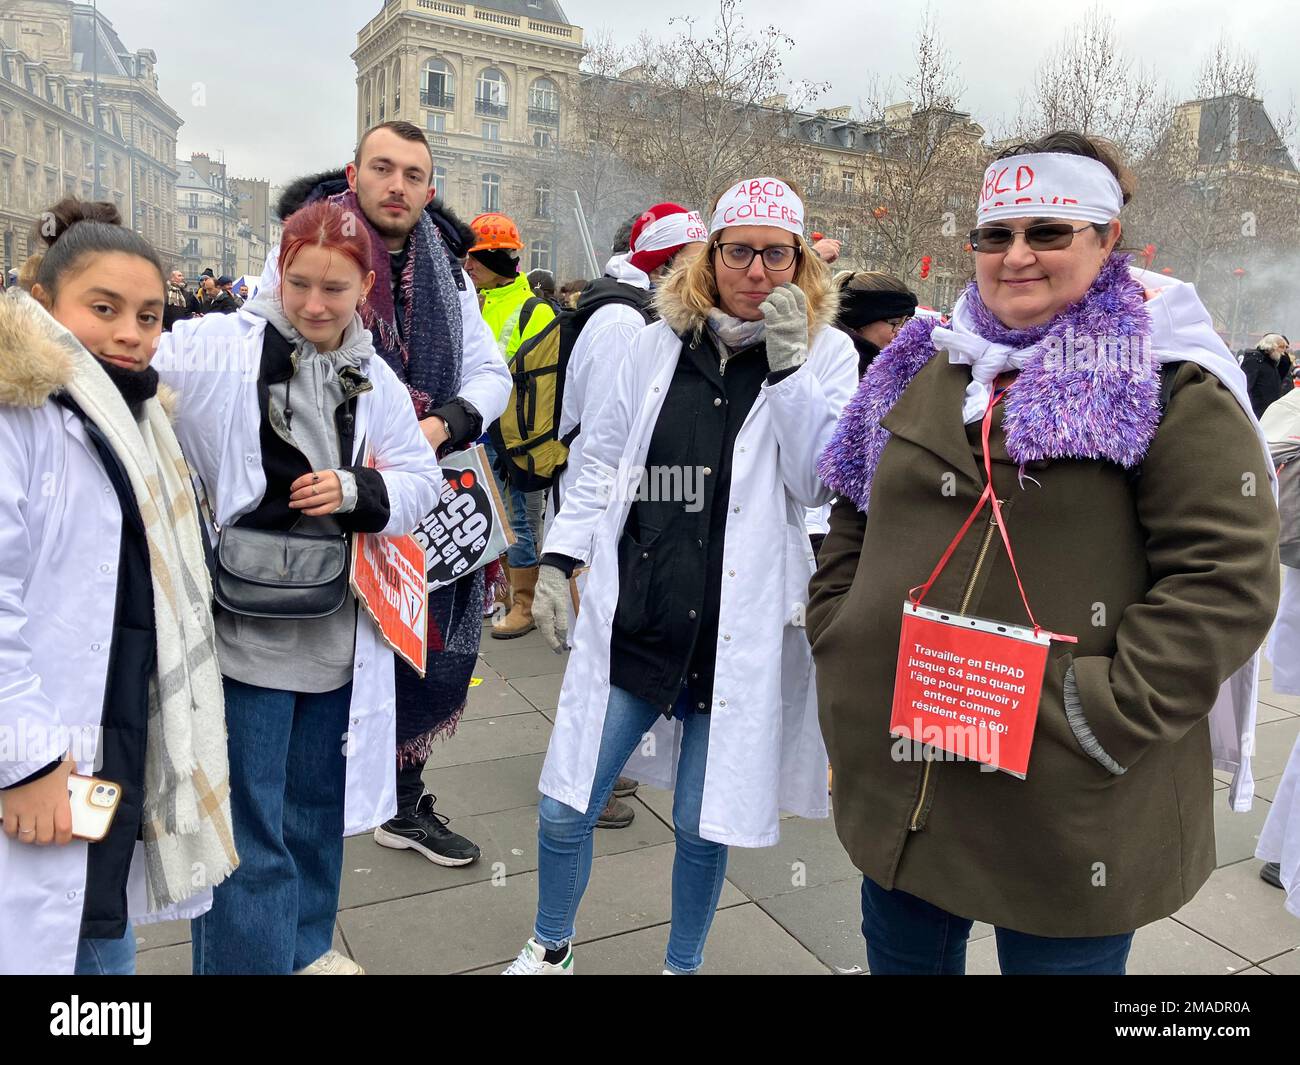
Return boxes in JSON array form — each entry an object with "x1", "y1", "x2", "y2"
[{"x1": 2, "y1": 118, "x2": 1297, "y2": 978}]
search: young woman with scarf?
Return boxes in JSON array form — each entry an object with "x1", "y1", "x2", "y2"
[
  {"x1": 0, "y1": 200, "x2": 235, "y2": 974},
  {"x1": 502, "y1": 176, "x2": 859, "y2": 975},
  {"x1": 154, "y1": 200, "x2": 442, "y2": 974},
  {"x1": 812, "y1": 132, "x2": 1280, "y2": 975}
]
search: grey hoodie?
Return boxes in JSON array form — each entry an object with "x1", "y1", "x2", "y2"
[{"x1": 215, "y1": 292, "x2": 374, "y2": 694}]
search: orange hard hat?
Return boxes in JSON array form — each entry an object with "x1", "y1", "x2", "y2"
[{"x1": 469, "y1": 213, "x2": 524, "y2": 252}]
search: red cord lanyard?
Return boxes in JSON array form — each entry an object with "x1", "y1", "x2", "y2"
[{"x1": 906, "y1": 385, "x2": 1077, "y2": 646}]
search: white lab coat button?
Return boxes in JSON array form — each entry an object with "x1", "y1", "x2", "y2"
[{"x1": 91, "y1": 643, "x2": 102, "y2": 652}]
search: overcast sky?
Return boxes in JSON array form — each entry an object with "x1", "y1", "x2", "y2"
[{"x1": 98, "y1": 0, "x2": 1300, "y2": 186}]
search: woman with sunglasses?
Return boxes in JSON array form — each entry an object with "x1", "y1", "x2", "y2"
[
  {"x1": 811, "y1": 131, "x2": 1279, "y2": 974},
  {"x1": 502, "y1": 176, "x2": 858, "y2": 974}
]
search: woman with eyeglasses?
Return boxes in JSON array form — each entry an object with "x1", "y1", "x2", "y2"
[
  {"x1": 834, "y1": 271, "x2": 918, "y2": 375},
  {"x1": 811, "y1": 131, "x2": 1279, "y2": 974},
  {"x1": 501, "y1": 176, "x2": 858, "y2": 974}
]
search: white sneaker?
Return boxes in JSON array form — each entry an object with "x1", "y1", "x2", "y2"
[
  {"x1": 502, "y1": 938, "x2": 574, "y2": 975},
  {"x1": 294, "y1": 949, "x2": 365, "y2": 975}
]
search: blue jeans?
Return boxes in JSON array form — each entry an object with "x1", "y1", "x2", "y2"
[
  {"x1": 75, "y1": 925, "x2": 136, "y2": 975},
  {"x1": 192, "y1": 677, "x2": 352, "y2": 974},
  {"x1": 536, "y1": 687, "x2": 728, "y2": 974},
  {"x1": 483, "y1": 438, "x2": 543, "y2": 568},
  {"x1": 860, "y1": 876, "x2": 1135, "y2": 975}
]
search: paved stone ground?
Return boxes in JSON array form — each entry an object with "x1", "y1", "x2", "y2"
[{"x1": 137, "y1": 623, "x2": 1300, "y2": 975}]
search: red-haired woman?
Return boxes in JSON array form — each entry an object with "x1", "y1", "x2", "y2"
[{"x1": 154, "y1": 200, "x2": 443, "y2": 974}]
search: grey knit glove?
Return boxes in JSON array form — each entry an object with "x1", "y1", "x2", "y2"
[
  {"x1": 533, "y1": 564, "x2": 571, "y2": 653},
  {"x1": 759, "y1": 282, "x2": 810, "y2": 373}
]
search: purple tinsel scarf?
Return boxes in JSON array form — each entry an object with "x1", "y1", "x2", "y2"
[{"x1": 818, "y1": 253, "x2": 1160, "y2": 511}]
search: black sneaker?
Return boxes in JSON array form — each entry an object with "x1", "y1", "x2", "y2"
[
  {"x1": 373, "y1": 793, "x2": 481, "y2": 867},
  {"x1": 1261, "y1": 861, "x2": 1284, "y2": 889}
]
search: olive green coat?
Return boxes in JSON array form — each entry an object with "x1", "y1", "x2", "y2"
[{"x1": 809, "y1": 356, "x2": 1280, "y2": 937}]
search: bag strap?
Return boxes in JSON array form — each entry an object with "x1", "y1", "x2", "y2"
[
  {"x1": 518, "y1": 296, "x2": 542, "y2": 336},
  {"x1": 908, "y1": 384, "x2": 1077, "y2": 645}
]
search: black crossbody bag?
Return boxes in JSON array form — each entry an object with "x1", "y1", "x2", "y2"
[
  {"x1": 212, "y1": 524, "x2": 350, "y2": 620},
  {"x1": 202, "y1": 326, "x2": 367, "y2": 620}
]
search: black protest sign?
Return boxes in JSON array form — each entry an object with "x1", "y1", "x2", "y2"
[{"x1": 412, "y1": 445, "x2": 512, "y2": 591}]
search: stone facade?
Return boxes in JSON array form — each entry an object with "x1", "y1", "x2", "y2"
[
  {"x1": 352, "y1": 0, "x2": 584, "y2": 275},
  {"x1": 0, "y1": 0, "x2": 181, "y2": 278}
]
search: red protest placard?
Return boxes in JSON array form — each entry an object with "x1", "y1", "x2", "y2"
[
  {"x1": 889, "y1": 603, "x2": 1051, "y2": 779},
  {"x1": 351, "y1": 532, "x2": 428, "y2": 677}
]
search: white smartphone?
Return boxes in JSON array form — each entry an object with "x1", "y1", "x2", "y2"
[{"x1": 0, "y1": 773, "x2": 123, "y2": 842}]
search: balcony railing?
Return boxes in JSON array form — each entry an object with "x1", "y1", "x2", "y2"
[
  {"x1": 528, "y1": 106, "x2": 559, "y2": 126},
  {"x1": 421, "y1": 89, "x2": 454, "y2": 109},
  {"x1": 474, "y1": 98, "x2": 508, "y2": 119}
]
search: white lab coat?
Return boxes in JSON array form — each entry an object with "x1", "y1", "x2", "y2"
[
  {"x1": 1260, "y1": 390, "x2": 1300, "y2": 915},
  {"x1": 153, "y1": 307, "x2": 442, "y2": 837},
  {"x1": 538, "y1": 317, "x2": 858, "y2": 847},
  {"x1": 557, "y1": 255, "x2": 652, "y2": 506},
  {"x1": 0, "y1": 298, "x2": 208, "y2": 974}
]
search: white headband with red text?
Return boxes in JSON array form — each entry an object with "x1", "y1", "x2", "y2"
[
  {"x1": 709, "y1": 178, "x2": 805, "y2": 237},
  {"x1": 635, "y1": 210, "x2": 709, "y2": 254},
  {"x1": 977, "y1": 153, "x2": 1123, "y2": 227}
]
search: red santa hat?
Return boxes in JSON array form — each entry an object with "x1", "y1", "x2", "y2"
[{"x1": 628, "y1": 203, "x2": 709, "y2": 275}]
